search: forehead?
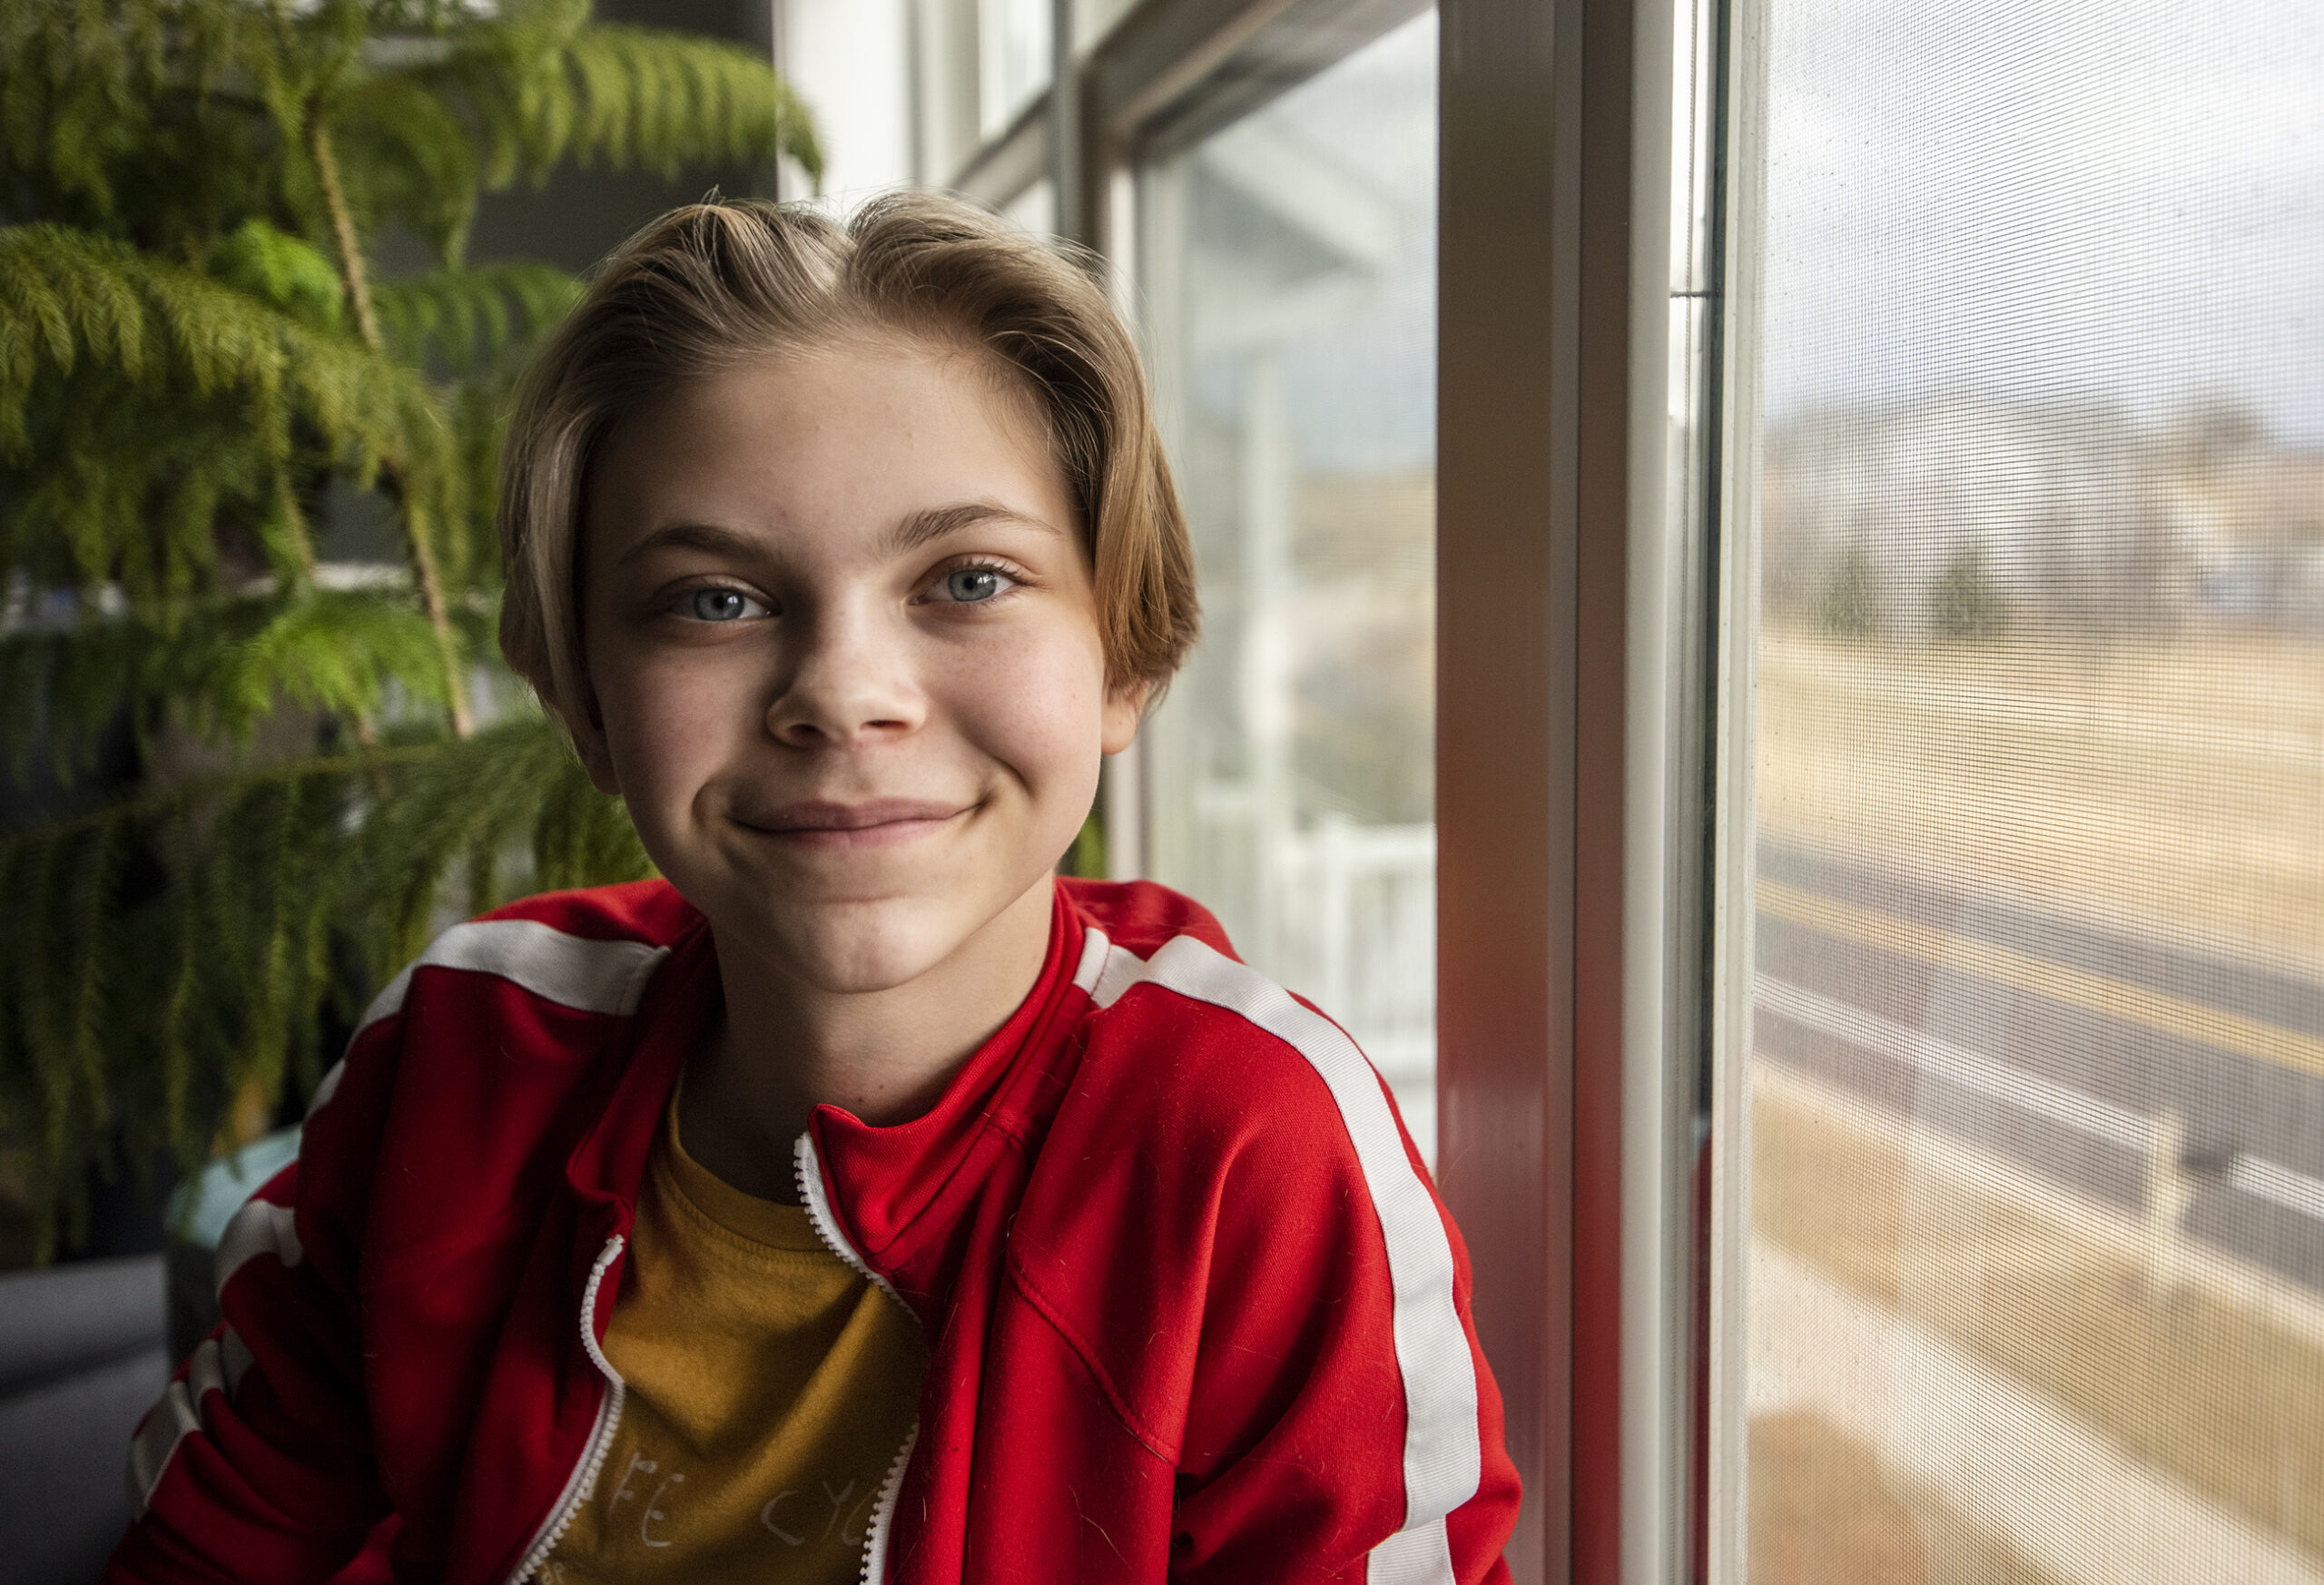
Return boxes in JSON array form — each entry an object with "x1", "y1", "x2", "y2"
[{"x1": 582, "y1": 337, "x2": 1074, "y2": 560}]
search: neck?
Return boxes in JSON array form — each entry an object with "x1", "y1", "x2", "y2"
[{"x1": 679, "y1": 877, "x2": 1058, "y2": 1203}]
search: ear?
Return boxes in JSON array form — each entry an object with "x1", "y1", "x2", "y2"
[{"x1": 1100, "y1": 677, "x2": 1151, "y2": 756}]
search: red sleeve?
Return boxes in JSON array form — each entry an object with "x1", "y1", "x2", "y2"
[
  {"x1": 1024, "y1": 931, "x2": 1521, "y2": 1583},
  {"x1": 1167, "y1": 1060, "x2": 1521, "y2": 1584},
  {"x1": 102, "y1": 1026, "x2": 399, "y2": 1583}
]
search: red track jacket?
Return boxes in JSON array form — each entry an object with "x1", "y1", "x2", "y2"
[{"x1": 106, "y1": 878, "x2": 1519, "y2": 1583}]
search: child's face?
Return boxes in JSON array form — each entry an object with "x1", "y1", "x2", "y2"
[{"x1": 577, "y1": 336, "x2": 1141, "y2": 997}]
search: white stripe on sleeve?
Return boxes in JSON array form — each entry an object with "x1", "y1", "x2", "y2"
[
  {"x1": 1080, "y1": 930, "x2": 1482, "y2": 1582},
  {"x1": 355, "y1": 920, "x2": 671, "y2": 1036},
  {"x1": 126, "y1": 1328, "x2": 252, "y2": 1518},
  {"x1": 126, "y1": 1373, "x2": 202, "y2": 1517},
  {"x1": 214, "y1": 1196, "x2": 302, "y2": 1299},
  {"x1": 309, "y1": 920, "x2": 672, "y2": 1119},
  {"x1": 1367, "y1": 1517, "x2": 1456, "y2": 1585}
]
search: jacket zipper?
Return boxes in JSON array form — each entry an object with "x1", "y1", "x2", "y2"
[
  {"x1": 793, "y1": 1132, "x2": 919, "y2": 1585},
  {"x1": 505, "y1": 1234, "x2": 629, "y2": 1585}
]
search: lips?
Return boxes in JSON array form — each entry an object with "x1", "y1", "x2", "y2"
[{"x1": 733, "y1": 797, "x2": 970, "y2": 848}]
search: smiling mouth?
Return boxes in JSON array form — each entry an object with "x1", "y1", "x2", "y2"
[{"x1": 735, "y1": 798, "x2": 970, "y2": 848}]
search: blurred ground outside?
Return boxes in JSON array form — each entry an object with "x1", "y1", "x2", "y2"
[
  {"x1": 1745, "y1": 617, "x2": 2324, "y2": 1580},
  {"x1": 1756, "y1": 624, "x2": 2324, "y2": 972},
  {"x1": 1749, "y1": 1065, "x2": 2324, "y2": 1582}
]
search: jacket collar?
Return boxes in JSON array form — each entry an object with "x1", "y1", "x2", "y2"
[
  {"x1": 556, "y1": 884, "x2": 1092, "y2": 1279},
  {"x1": 807, "y1": 883, "x2": 1090, "y2": 1267}
]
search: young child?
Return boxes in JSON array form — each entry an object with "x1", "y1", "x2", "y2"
[{"x1": 107, "y1": 192, "x2": 1519, "y2": 1584}]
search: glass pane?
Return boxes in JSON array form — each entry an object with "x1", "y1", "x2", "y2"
[
  {"x1": 1729, "y1": 2, "x2": 2324, "y2": 1580},
  {"x1": 1138, "y1": 14, "x2": 1440, "y2": 1159},
  {"x1": 979, "y1": 0, "x2": 1051, "y2": 137}
]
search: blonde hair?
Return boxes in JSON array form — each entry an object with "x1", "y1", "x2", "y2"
[{"x1": 497, "y1": 191, "x2": 1198, "y2": 741}]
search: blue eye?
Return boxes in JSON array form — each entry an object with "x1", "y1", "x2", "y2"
[
  {"x1": 684, "y1": 587, "x2": 764, "y2": 621},
  {"x1": 941, "y1": 567, "x2": 1008, "y2": 603}
]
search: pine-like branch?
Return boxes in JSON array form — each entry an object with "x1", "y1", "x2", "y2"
[
  {"x1": 0, "y1": 709, "x2": 651, "y2": 1257},
  {"x1": 0, "y1": 0, "x2": 289, "y2": 234},
  {"x1": 0, "y1": 586, "x2": 447, "y2": 783},
  {"x1": 0, "y1": 0, "x2": 819, "y2": 1261},
  {"x1": 0, "y1": 223, "x2": 452, "y2": 507},
  {"x1": 297, "y1": 99, "x2": 478, "y2": 740},
  {"x1": 392, "y1": 491, "x2": 474, "y2": 738},
  {"x1": 373, "y1": 261, "x2": 578, "y2": 378},
  {"x1": 356, "y1": 9, "x2": 824, "y2": 202},
  {"x1": 307, "y1": 113, "x2": 386, "y2": 351},
  {"x1": 0, "y1": 221, "x2": 480, "y2": 742}
]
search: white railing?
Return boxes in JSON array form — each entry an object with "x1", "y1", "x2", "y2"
[{"x1": 1263, "y1": 814, "x2": 1437, "y2": 1085}]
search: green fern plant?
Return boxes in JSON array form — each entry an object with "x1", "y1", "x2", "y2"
[{"x1": 0, "y1": 0, "x2": 822, "y2": 1258}]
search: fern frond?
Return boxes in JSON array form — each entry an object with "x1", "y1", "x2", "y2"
[
  {"x1": 362, "y1": 13, "x2": 823, "y2": 199},
  {"x1": 0, "y1": 223, "x2": 447, "y2": 472},
  {"x1": 563, "y1": 25, "x2": 823, "y2": 186},
  {"x1": 2, "y1": 394, "x2": 271, "y2": 601},
  {"x1": 207, "y1": 219, "x2": 346, "y2": 334},
  {"x1": 0, "y1": 0, "x2": 298, "y2": 244},
  {"x1": 373, "y1": 261, "x2": 577, "y2": 378},
  {"x1": 0, "y1": 708, "x2": 649, "y2": 1255},
  {"x1": 0, "y1": 810, "x2": 133, "y2": 1257},
  {"x1": 326, "y1": 69, "x2": 484, "y2": 261},
  {"x1": 0, "y1": 223, "x2": 468, "y2": 605},
  {"x1": 0, "y1": 586, "x2": 448, "y2": 783}
]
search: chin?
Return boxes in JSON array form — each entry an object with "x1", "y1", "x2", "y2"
[
  {"x1": 793, "y1": 947, "x2": 945, "y2": 998},
  {"x1": 768, "y1": 906, "x2": 978, "y2": 996}
]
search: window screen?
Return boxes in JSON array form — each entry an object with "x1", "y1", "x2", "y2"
[
  {"x1": 1728, "y1": 0, "x2": 2324, "y2": 1580},
  {"x1": 1137, "y1": 14, "x2": 1440, "y2": 1157}
]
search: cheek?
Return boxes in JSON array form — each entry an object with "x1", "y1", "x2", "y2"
[
  {"x1": 593, "y1": 645, "x2": 737, "y2": 800},
  {"x1": 939, "y1": 625, "x2": 1110, "y2": 783}
]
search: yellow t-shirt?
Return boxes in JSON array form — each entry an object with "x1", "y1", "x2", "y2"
[{"x1": 537, "y1": 1099, "x2": 927, "y2": 1585}]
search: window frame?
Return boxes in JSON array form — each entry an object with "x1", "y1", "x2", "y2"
[
  {"x1": 1435, "y1": 0, "x2": 1711, "y2": 1576},
  {"x1": 1700, "y1": 0, "x2": 1763, "y2": 1577}
]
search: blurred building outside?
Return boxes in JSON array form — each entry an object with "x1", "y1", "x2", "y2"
[{"x1": 1762, "y1": 395, "x2": 2324, "y2": 645}]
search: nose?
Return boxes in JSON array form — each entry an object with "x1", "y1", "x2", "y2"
[{"x1": 763, "y1": 600, "x2": 925, "y2": 748}]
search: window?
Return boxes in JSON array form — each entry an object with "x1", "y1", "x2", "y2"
[
  {"x1": 1715, "y1": 1, "x2": 2324, "y2": 1579},
  {"x1": 978, "y1": 0, "x2": 1052, "y2": 137},
  {"x1": 1136, "y1": 12, "x2": 1443, "y2": 1157}
]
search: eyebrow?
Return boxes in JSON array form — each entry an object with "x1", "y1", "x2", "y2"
[
  {"x1": 613, "y1": 500, "x2": 1066, "y2": 570},
  {"x1": 614, "y1": 521, "x2": 764, "y2": 569},
  {"x1": 883, "y1": 499, "x2": 1068, "y2": 555}
]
